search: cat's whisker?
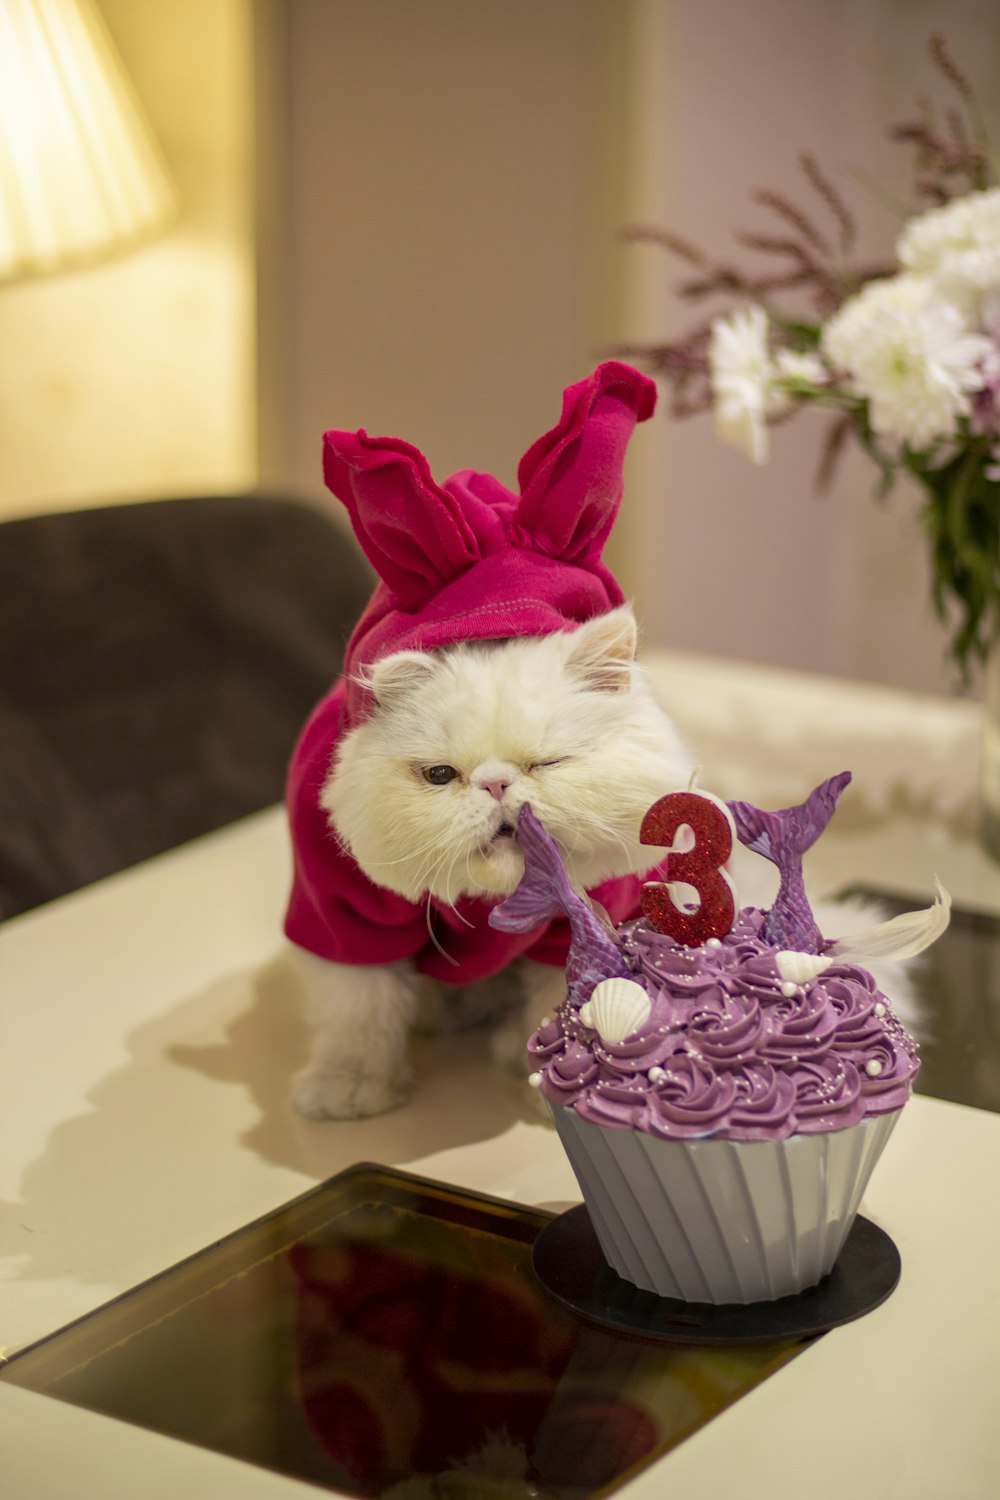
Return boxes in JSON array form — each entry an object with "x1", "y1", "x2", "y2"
[
  {"x1": 439, "y1": 879, "x2": 478, "y2": 927},
  {"x1": 432, "y1": 842, "x2": 462, "y2": 904},
  {"x1": 364, "y1": 834, "x2": 450, "y2": 871},
  {"x1": 423, "y1": 896, "x2": 461, "y2": 966},
  {"x1": 419, "y1": 819, "x2": 467, "y2": 870},
  {"x1": 553, "y1": 804, "x2": 641, "y2": 882},
  {"x1": 417, "y1": 841, "x2": 454, "y2": 899},
  {"x1": 425, "y1": 826, "x2": 484, "y2": 903},
  {"x1": 460, "y1": 847, "x2": 499, "y2": 901},
  {"x1": 455, "y1": 838, "x2": 493, "y2": 907},
  {"x1": 588, "y1": 809, "x2": 636, "y2": 858}
]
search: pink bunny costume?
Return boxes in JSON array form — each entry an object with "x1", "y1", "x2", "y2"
[{"x1": 284, "y1": 362, "x2": 670, "y2": 982}]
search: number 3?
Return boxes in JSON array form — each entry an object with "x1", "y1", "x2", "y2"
[{"x1": 639, "y1": 790, "x2": 736, "y2": 947}]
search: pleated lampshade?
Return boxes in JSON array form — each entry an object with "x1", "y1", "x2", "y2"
[{"x1": 0, "y1": 0, "x2": 176, "y2": 281}]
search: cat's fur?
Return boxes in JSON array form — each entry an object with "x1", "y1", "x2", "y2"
[{"x1": 290, "y1": 605, "x2": 695, "y2": 1119}]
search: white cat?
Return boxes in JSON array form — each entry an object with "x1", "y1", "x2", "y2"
[{"x1": 289, "y1": 604, "x2": 695, "y2": 1120}]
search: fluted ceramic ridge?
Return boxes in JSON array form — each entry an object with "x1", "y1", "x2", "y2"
[{"x1": 551, "y1": 1107, "x2": 901, "y2": 1305}]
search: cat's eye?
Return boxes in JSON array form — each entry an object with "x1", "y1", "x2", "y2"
[
  {"x1": 421, "y1": 764, "x2": 458, "y2": 785},
  {"x1": 529, "y1": 757, "x2": 568, "y2": 771}
]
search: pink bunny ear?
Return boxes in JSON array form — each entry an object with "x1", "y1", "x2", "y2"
[
  {"x1": 513, "y1": 362, "x2": 656, "y2": 562},
  {"x1": 323, "y1": 430, "x2": 483, "y2": 608}
]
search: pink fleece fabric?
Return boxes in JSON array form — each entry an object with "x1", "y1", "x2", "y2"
[{"x1": 284, "y1": 361, "x2": 670, "y2": 979}]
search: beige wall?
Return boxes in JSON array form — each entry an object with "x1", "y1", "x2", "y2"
[
  {"x1": 261, "y1": 0, "x2": 1000, "y2": 696},
  {"x1": 259, "y1": 0, "x2": 628, "y2": 529},
  {"x1": 0, "y1": 0, "x2": 257, "y2": 520}
]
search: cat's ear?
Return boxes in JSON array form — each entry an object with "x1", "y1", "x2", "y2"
[
  {"x1": 364, "y1": 650, "x2": 439, "y2": 707},
  {"x1": 563, "y1": 606, "x2": 638, "y2": 692},
  {"x1": 512, "y1": 362, "x2": 656, "y2": 564}
]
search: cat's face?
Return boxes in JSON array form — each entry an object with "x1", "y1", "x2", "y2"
[{"x1": 324, "y1": 606, "x2": 693, "y2": 904}]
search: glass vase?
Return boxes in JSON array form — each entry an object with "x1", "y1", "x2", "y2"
[
  {"x1": 980, "y1": 645, "x2": 1000, "y2": 862},
  {"x1": 911, "y1": 451, "x2": 1000, "y2": 860}
]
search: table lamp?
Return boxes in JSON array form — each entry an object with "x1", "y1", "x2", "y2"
[{"x1": 0, "y1": 0, "x2": 176, "y2": 283}]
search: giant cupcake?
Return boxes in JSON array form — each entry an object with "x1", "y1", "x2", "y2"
[{"x1": 490, "y1": 773, "x2": 948, "y2": 1305}]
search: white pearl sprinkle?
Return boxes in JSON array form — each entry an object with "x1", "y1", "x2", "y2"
[
  {"x1": 540, "y1": 1016, "x2": 551, "y2": 1027},
  {"x1": 528, "y1": 1072, "x2": 542, "y2": 1089},
  {"x1": 707, "y1": 937, "x2": 722, "y2": 949},
  {"x1": 874, "y1": 1003, "x2": 886, "y2": 1018},
  {"x1": 866, "y1": 1059, "x2": 883, "y2": 1077},
  {"x1": 780, "y1": 981, "x2": 798, "y2": 998},
  {"x1": 648, "y1": 1066, "x2": 666, "y2": 1083}
]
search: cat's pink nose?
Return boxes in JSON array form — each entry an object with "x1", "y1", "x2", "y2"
[{"x1": 472, "y1": 761, "x2": 517, "y2": 802}]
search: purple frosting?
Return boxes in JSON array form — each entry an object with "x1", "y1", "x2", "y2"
[{"x1": 529, "y1": 907, "x2": 920, "y2": 1141}]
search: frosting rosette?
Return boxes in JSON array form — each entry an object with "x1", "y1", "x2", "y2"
[
  {"x1": 643, "y1": 1055, "x2": 740, "y2": 1139},
  {"x1": 728, "y1": 1063, "x2": 798, "y2": 1140},
  {"x1": 539, "y1": 1037, "x2": 599, "y2": 1106},
  {"x1": 788, "y1": 1056, "x2": 865, "y2": 1133},
  {"x1": 757, "y1": 982, "x2": 838, "y2": 1063},
  {"x1": 578, "y1": 1077, "x2": 651, "y2": 1129},
  {"x1": 685, "y1": 992, "x2": 769, "y2": 1065},
  {"x1": 528, "y1": 906, "x2": 920, "y2": 1142},
  {"x1": 856, "y1": 1033, "x2": 917, "y2": 1112},
  {"x1": 826, "y1": 969, "x2": 887, "y2": 1050}
]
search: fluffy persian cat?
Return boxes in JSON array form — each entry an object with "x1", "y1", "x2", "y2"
[{"x1": 289, "y1": 604, "x2": 694, "y2": 1120}]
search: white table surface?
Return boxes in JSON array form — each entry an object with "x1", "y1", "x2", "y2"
[{"x1": 2, "y1": 650, "x2": 999, "y2": 1500}]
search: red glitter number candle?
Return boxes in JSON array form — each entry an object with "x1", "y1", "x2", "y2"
[{"x1": 639, "y1": 790, "x2": 736, "y2": 947}]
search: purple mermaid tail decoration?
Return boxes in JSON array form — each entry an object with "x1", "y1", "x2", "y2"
[
  {"x1": 727, "y1": 771, "x2": 852, "y2": 952},
  {"x1": 488, "y1": 804, "x2": 631, "y2": 1002}
]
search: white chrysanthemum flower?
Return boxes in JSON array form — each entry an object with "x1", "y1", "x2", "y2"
[
  {"x1": 764, "y1": 349, "x2": 828, "y2": 419},
  {"x1": 774, "y1": 349, "x2": 827, "y2": 384},
  {"x1": 822, "y1": 274, "x2": 992, "y2": 449},
  {"x1": 898, "y1": 188, "x2": 1000, "y2": 304},
  {"x1": 708, "y1": 305, "x2": 776, "y2": 463}
]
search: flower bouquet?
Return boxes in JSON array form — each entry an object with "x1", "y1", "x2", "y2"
[{"x1": 622, "y1": 34, "x2": 1000, "y2": 683}]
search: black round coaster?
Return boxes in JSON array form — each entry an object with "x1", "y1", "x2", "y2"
[{"x1": 532, "y1": 1205, "x2": 900, "y2": 1345}]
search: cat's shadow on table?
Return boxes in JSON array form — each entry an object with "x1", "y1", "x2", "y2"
[
  {"x1": 168, "y1": 951, "x2": 537, "y2": 1179},
  {"x1": 2, "y1": 953, "x2": 533, "y2": 1295}
]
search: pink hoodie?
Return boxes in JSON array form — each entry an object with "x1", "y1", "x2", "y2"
[{"x1": 284, "y1": 362, "x2": 672, "y2": 980}]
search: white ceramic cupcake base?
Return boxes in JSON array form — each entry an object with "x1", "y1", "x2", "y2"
[{"x1": 550, "y1": 1107, "x2": 901, "y2": 1305}]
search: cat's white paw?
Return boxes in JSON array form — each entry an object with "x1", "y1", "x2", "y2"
[
  {"x1": 292, "y1": 1061, "x2": 413, "y2": 1120},
  {"x1": 288, "y1": 948, "x2": 419, "y2": 1121}
]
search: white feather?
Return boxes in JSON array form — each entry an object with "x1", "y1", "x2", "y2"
[{"x1": 827, "y1": 878, "x2": 952, "y2": 964}]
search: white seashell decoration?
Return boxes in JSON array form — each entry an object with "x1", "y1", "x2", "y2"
[
  {"x1": 579, "y1": 976, "x2": 652, "y2": 1043},
  {"x1": 774, "y1": 950, "x2": 833, "y2": 985}
]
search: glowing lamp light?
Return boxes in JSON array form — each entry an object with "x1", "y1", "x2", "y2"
[{"x1": 0, "y1": 0, "x2": 176, "y2": 282}]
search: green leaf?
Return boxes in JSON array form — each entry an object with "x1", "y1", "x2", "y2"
[{"x1": 910, "y1": 444, "x2": 1000, "y2": 678}]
